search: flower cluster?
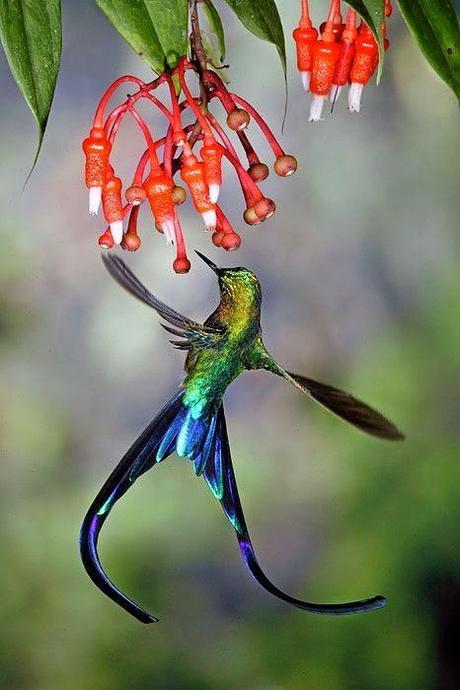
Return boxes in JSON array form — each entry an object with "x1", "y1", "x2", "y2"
[
  {"x1": 293, "y1": 0, "x2": 391, "y2": 121},
  {"x1": 82, "y1": 58, "x2": 297, "y2": 273}
]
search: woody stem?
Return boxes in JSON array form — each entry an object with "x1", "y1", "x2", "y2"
[{"x1": 189, "y1": 0, "x2": 207, "y2": 74}]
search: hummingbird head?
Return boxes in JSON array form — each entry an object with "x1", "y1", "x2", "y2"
[
  {"x1": 195, "y1": 250, "x2": 262, "y2": 307},
  {"x1": 195, "y1": 250, "x2": 261, "y2": 295}
]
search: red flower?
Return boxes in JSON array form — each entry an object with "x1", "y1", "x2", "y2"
[{"x1": 82, "y1": 61, "x2": 297, "y2": 273}]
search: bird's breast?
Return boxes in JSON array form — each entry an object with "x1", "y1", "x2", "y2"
[{"x1": 182, "y1": 348, "x2": 244, "y2": 419}]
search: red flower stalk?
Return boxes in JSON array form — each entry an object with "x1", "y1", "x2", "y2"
[
  {"x1": 121, "y1": 205, "x2": 142, "y2": 252},
  {"x1": 83, "y1": 56, "x2": 296, "y2": 273}
]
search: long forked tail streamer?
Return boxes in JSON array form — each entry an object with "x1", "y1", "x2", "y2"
[
  {"x1": 79, "y1": 391, "x2": 184, "y2": 624},
  {"x1": 215, "y1": 408, "x2": 387, "y2": 615}
]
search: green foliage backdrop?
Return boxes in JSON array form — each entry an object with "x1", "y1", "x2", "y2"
[{"x1": 0, "y1": 1, "x2": 459, "y2": 689}]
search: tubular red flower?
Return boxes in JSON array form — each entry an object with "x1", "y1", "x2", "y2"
[
  {"x1": 348, "y1": 23, "x2": 379, "y2": 112},
  {"x1": 293, "y1": 25, "x2": 319, "y2": 90},
  {"x1": 143, "y1": 172, "x2": 175, "y2": 241},
  {"x1": 102, "y1": 170, "x2": 124, "y2": 244},
  {"x1": 180, "y1": 152, "x2": 216, "y2": 230},
  {"x1": 293, "y1": 0, "x2": 318, "y2": 89},
  {"x1": 330, "y1": 8, "x2": 357, "y2": 106},
  {"x1": 82, "y1": 126, "x2": 112, "y2": 214},
  {"x1": 84, "y1": 56, "x2": 296, "y2": 268},
  {"x1": 200, "y1": 142, "x2": 224, "y2": 203},
  {"x1": 308, "y1": 3, "x2": 341, "y2": 121}
]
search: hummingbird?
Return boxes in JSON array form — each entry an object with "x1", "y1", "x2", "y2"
[{"x1": 80, "y1": 252, "x2": 404, "y2": 624}]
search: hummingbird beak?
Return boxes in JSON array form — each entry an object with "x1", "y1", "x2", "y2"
[{"x1": 195, "y1": 251, "x2": 221, "y2": 274}]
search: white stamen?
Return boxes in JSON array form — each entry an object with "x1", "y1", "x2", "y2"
[
  {"x1": 110, "y1": 220, "x2": 123, "y2": 245},
  {"x1": 308, "y1": 95, "x2": 325, "y2": 122},
  {"x1": 201, "y1": 209, "x2": 217, "y2": 232},
  {"x1": 89, "y1": 187, "x2": 102, "y2": 216},
  {"x1": 208, "y1": 183, "x2": 220, "y2": 204},
  {"x1": 301, "y1": 71, "x2": 311, "y2": 92},
  {"x1": 329, "y1": 84, "x2": 342, "y2": 104},
  {"x1": 161, "y1": 220, "x2": 175, "y2": 245},
  {"x1": 348, "y1": 82, "x2": 364, "y2": 112}
]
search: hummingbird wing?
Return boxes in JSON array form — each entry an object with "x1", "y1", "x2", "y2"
[
  {"x1": 208, "y1": 407, "x2": 387, "y2": 615},
  {"x1": 279, "y1": 368, "x2": 404, "y2": 441},
  {"x1": 102, "y1": 253, "x2": 224, "y2": 350}
]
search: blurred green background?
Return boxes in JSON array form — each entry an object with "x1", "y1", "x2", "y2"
[{"x1": 1, "y1": 2, "x2": 459, "y2": 689}]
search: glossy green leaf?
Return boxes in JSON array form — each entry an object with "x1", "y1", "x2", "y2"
[
  {"x1": 96, "y1": 0, "x2": 189, "y2": 72},
  {"x1": 0, "y1": 0, "x2": 62, "y2": 166},
  {"x1": 345, "y1": 0, "x2": 386, "y2": 80},
  {"x1": 202, "y1": 0, "x2": 225, "y2": 61},
  {"x1": 397, "y1": 0, "x2": 460, "y2": 101},
  {"x1": 221, "y1": 0, "x2": 286, "y2": 76}
]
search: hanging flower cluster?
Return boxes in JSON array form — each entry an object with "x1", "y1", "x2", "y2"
[
  {"x1": 82, "y1": 58, "x2": 297, "y2": 273},
  {"x1": 293, "y1": 0, "x2": 392, "y2": 121}
]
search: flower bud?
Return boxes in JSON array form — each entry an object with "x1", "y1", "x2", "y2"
[
  {"x1": 98, "y1": 228, "x2": 114, "y2": 249},
  {"x1": 121, "y1": 233, "x2": 141, "y2": 252},
  {"x1": 212, "y1": 231, "x2": 224, "y2": 247},
  {"x1": 222, "y1": 232, "x2": 241, "y2": 251},
  {"x1": 172, "y1": 185, "x2": 187, "y2": 205},
  {"x1": 243, "y1": 206, "x2": 263, "y2": 226},
  {"x1": 274, "y1": 155, "x2": 298, "y2": 177},
  {"x1": 254, "y1": 197, "x2": 276, "y2": 220},
  {"x1": 125, "y1": 185, "x2": 147, "y2": 205},
  {"x1": 226, "y1": 108, "x2": 250, "y2": 131},
  {"x1": 173, "y1": 257, "x2": 191, "y2": 274},
  {"x1": 248, "y1": 162, "x2": 269, "y2": 182}
]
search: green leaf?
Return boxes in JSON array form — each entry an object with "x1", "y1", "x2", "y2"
[
  {"x1": 0, "y1": 0, "x2": 62, "y2": 167},
  {"x1": 397, "y1": 0, "x2": 460, "y2": 101},
  {"x1": 202, "y1": 0, "x2": 225, "y2": 61},
  {"x1": 96, "y1": 0, "x2": 189, "y2": 72},
  {"x1": 221, "y1": 0, "x2": 286, "y2": 77},
  {"x1": 345, "y1": 0, "x2": 386, "y2": 80}
]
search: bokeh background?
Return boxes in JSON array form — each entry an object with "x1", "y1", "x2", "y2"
[{"x1": 1, "y1": 2, "x2": 459, "y2": 688}]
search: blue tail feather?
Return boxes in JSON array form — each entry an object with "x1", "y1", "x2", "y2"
[
  {"x1": 81, "y1": 393, "x2": 386, "y2": 625},
  {"x1": 80, "y1": 390, "x2": 220, "y2": 624},
  {"x1": 213, "y1": 408, "x2": 387, "y2": 616}
]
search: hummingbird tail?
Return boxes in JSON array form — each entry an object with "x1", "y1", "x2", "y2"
[
  {"x1": 214, "y1": 407, "x2": 387, "y2": 615},
  {"x1": 80, "y1": 389, "x2": 228, "y2": 623},
  {"x1": 79, "y1": 390, "x2": 186, "y2": 624},
  {"x1": 81, "y1": 389, "x2": 387, "y2": 623}
]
